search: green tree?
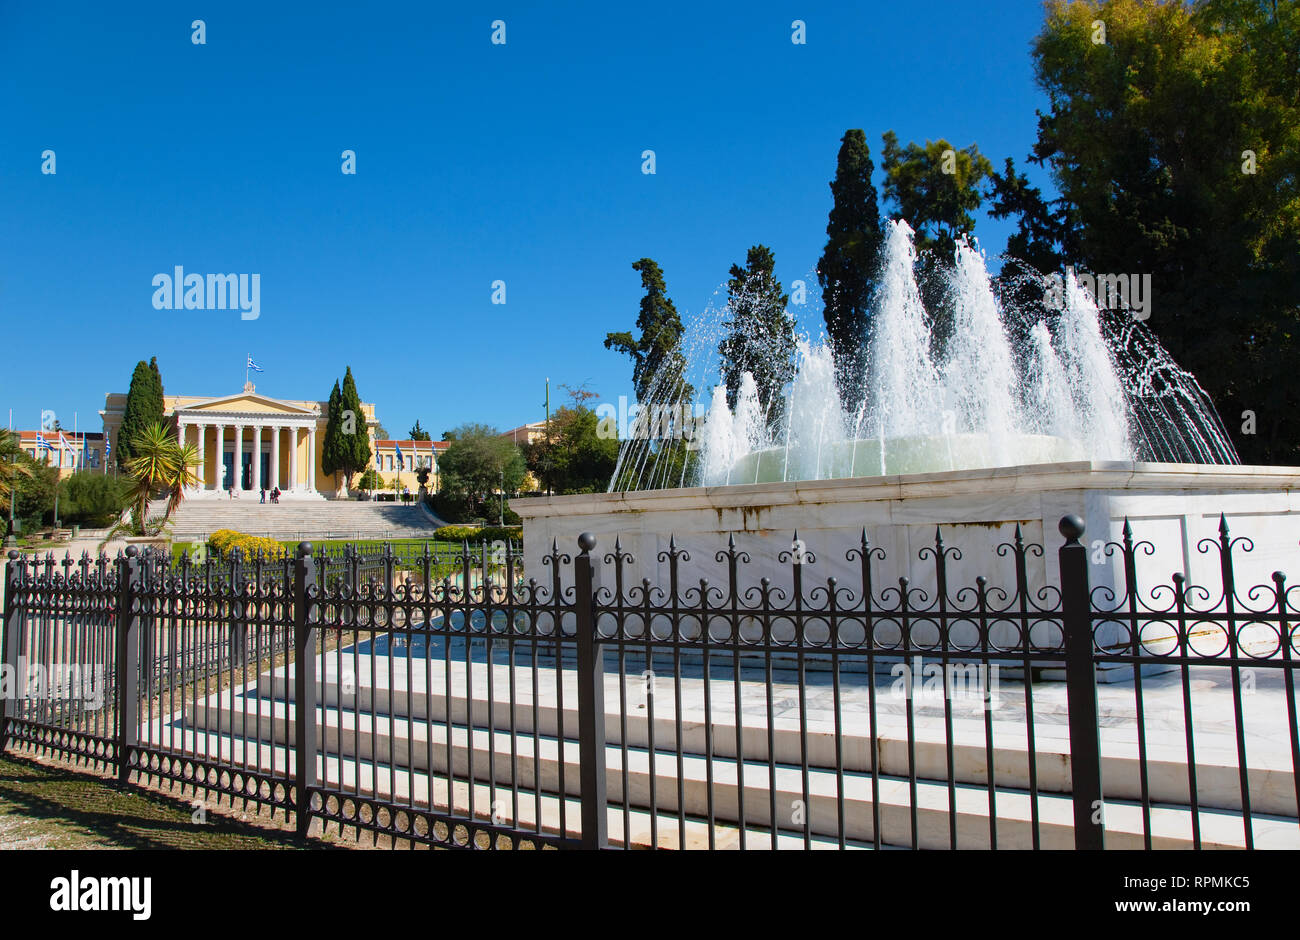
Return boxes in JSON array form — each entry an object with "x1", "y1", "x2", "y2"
[
  {"x1": 881, "y1": 131, "x2": 994, "y2": 261},
  {"x1": 13, "y1": 456, "x2": 59, "y2": 533},
  {"x1": 605, "y1": 259, "x2": 694, "y2": 404},
  {"x1": 437, "y1": 423, "x2": 526, "y2": 509},
  {"x1": 986, "y1": 156, "x2": 1071, "y2": 274},
  {"x1": 357, "y1": 468, "x2": 383, "y2": 493},
  {"x1": 321, "y1": 379, "x2": 344, "y2": 484},
  {"x1": 524, "y1": 405, "x2": 619, "y2": 495},
  {"x1": 0, "y1": 428, "x2": 34, "y2": 508},
  {"x1": 409, "y1": 420, "x2": 431, "y2": 441},
  {"x1": 59, "y1": 471, "x2": 131, "y2": 527},
  {"x1": 818, "y1": 129, "x2": 884, "y2": 414},
  {"x1": 1030, "y1": 0, "x2": 1300, "y2": 464},
  {"x1": 336, "y1": 367, "x2": 372, "y2": 489},
  {"x1": 117, "y1": 358, "x2": 165, "y2": 471},
  {"x1": 717, "y1": 245, "x2": 796, "y2": 430}
]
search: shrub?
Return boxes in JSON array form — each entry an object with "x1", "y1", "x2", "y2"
[
  {"x1": 59, "y1": 471, "x2": 131, "y2": 527},
  {"x1": 432, "y1": 524, "x2": 522, "y2": 545},
  {"x1": 207, "y1": 529, "x2": 285, "y2": 559}
]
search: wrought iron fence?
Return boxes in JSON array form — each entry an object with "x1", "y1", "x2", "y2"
[{"x1": 2, "y1": 516, "x2": 1297, "y2": 850}]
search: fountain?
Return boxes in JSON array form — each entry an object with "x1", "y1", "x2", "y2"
[{"x1": 519, "y1": 221, "x2": 1298, "y2": 624}]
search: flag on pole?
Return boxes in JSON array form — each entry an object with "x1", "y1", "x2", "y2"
[
  {"x1": 395, "y1": 444, "x2": 405, "y2": 470},
  {"x1": 246, "y1": 356, "x2": 264, "y2": 373},
  {"x1": 59, "y1": 432, "x2": 72, "y2": 468}
]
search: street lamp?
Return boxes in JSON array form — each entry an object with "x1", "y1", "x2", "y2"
[{"x1": 499, "y1": 468, "x2": 505, "y2": 526}]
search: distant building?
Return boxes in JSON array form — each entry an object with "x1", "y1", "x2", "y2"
[
  {"x1": 15, "y1": 430, "x2": 105, "y2": 477},
  {"x1": 370, "y1": 439, "x2": 449, "y2": 493},
  {"x1": 501, "y1": 421, "x2": 548, "y2": 446}
]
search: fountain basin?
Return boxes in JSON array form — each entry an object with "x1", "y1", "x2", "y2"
[
  {"x1": 519, "y1": 460, "x2": 1300, "y2": 680},
  {"x1": 727, "y1": 433, "x2": 1086, "y2": 484}
]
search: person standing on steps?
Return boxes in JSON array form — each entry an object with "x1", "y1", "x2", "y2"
[{"x1": 260, "y1": 487, "x2": 267, "y2": 504}]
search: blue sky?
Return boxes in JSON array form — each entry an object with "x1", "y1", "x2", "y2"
[{"x1": 1, "y1": 0, "x2": 1057, "y2": 440}]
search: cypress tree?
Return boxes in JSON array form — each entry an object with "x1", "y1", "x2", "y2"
[
  {"x1": 321, "y1": 379, "x2": 343, "y2": 483},
  {"x1": 718, "y1": 245, "x2": 796, "y2": 432},
  {"x1": 339, "y1": 366, "x2": 371, "y2": 488},
  {"x1": 117, "y1": 359, "x2": 166, "y2": 470},
  {"x1": 818, "y1": 129, "x2": 883, "y2": 415}
]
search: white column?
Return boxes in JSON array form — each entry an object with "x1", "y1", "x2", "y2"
[
  {"x1": 289, "y1": 427, "x2": 299, "y2": 493},
  {"x1": 233, "y1": 424, "x2": 244, "y2": 490},
  {"x1": 215, "y1": 424, "x2": 224, "y2": 490},
  {"x1": 271, "y1": 425, "x2": 280, "y2": 491},
  {"x1": 196, "y1": 422, "x2": 206, "y2": 491},
  {"x1": 252, "y1": 424, "x2": 262, "y2": 493},
  {"x1": 307, "y1": 426, "x2": 317, "y2": 493}
]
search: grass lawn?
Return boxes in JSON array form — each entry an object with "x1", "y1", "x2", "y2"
[{"x1": 0, "y1": 752, "x2": 316, "y2": 850}]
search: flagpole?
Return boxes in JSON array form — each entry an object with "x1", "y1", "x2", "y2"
[{"x1": 245, "y1": 354, "x2": 249, "y2": 386}]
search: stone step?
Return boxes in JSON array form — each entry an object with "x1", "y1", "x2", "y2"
[
  {"x1": 133, "y1": 722, "x2": 877, "y2": 849},
  {"x1": 252, "y1": 654, "x2": 1299, "y2": 817},
  {"x1": 170, "y1": 689, "x2": 1300, "y2": 849}
]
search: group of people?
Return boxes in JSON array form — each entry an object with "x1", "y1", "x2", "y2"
[{"x1": 224, "y1": 484, "x2": 281, "y2": 503}]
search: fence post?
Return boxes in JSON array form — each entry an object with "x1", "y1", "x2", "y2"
[
  {"x1": 573, "y1": 532, "x2": 608, "y2": 850},
  {"x1": 2, "y1": 551, "x2": 23, "y2": 751},
  {"x1": 293, "y1": 542, "x2": 318, "y2": 838},
  {"x1": 115, "y1": 545, "x2": 142, "y2": 785},
  {"x1": 1059, "y1": 514, "x2": 1104, "y2": 850}
]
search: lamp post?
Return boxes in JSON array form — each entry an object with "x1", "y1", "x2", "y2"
[{"x1": 499, "y1": 468, "x2": 505, "y2": 526}]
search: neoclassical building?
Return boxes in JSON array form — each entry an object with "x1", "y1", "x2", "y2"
[{"x1": 100, "y1": 381, "x2": 380, "y2": 498}]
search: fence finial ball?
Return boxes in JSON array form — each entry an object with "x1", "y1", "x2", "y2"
[
  {"x1": 125, "y1": 545, "x2": 139, "y2": 557},
  {"x1": 6, "y1": 550, "x2": 17, "y2": 560},
  {"x1": 577, "y1": 532, "x2": 598, "y2": 555},
  {"x1": 1058, "y1": 514, "x2": 1086, "y2": 541},
  {"x1": 298, "y1": 541, "x2": 313, "y2": 556}
]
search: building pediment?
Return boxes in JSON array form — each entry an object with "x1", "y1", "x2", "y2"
[{"x1": 179, "y1": 392, "x2": 318, "y2": 417}]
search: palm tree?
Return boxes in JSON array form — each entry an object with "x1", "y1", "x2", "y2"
[
  {"x1": 0, "y1": 429, "x2": 34, "y2": 504},
  {"x1": 100, "y1": 422, "x2": 200, "y2": 547}
]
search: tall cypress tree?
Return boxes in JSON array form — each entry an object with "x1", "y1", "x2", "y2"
[
  {"x1": 338, "y1": 366, "x2": 371, "y2": 488},
  {"x1": 604, "y1": 259, "x2": 694, "y2": 404},
  {"x1": 718, "y1": 245, "x2": 796, "y2": 431},
  {"x1": 321, "y1": 379, "x2": 344, "y2": 484},
  {"x1": 818, "y1": 129, "x2": 883, "y2": 415},
  {"x1": 117, "y1": 359, "x2": 165, "y2": 470}
]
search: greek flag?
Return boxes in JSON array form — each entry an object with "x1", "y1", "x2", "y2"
[
  {"x1": 104, "y1": 434, "x2": 111, "y2": 458},
  {"x1": 34, "y1": 432, "x2": 53, "y2": 453},
  {"x1": 58, "y1": 433, "x2": 73, "y2": 467},
  {"x1": 395, "y1": 444, "x2": 405, "y2": 470},
  {"x1": 246, "y1": 356, "x2": 264, "y2": 373}
]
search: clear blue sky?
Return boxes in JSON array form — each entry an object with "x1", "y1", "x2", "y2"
[{"x1": 1, "y1": 0, "x2": 1057, "y2": 440}]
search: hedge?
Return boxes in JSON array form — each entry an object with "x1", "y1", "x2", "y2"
[{"x1": 433, "y1": 524, "x2": 522, "y2": 544}]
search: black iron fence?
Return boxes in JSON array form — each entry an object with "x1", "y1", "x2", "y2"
[{"x1": 2, "y1": 516, "x2": 1297, "y2": 850}]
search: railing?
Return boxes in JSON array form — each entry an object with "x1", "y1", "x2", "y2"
[{"x1": 2, "y1": 516, "x2": 1297, "y2": 850}]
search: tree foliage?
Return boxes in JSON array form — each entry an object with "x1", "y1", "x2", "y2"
[
  {"x1": 437, "y1": 423, "x2": 526, "y2": 506},
  {"x1": 117, "y1": 358, "x2": 165, "y2": 471},
  {"x1": 1028, "y1": 0, "x2": 1300, "y2": 464},
  {"x1": 818, "y1": 129, "x2": 885, "y2": 414},
  {"x1": 605, "y1": 259, "x2": 693, "y2": 404},
  {"x1": 881, "y1": 132, "x2": 994, "y2": 261},
  {"x1": 717, "y1": 245, "x2": 796, "y2": 430},
  {"x1": 321, "y1": 379, "x2": 344, "y2": 480},
  {"x1": 409, "y1": 420, "x2": 431, "y2": 441},
  {"x1": 524, "y1": 405, "x2": 619, "y2": 495},
  {"x1": 59, "y1": 471, "x2": 131, "y2": 527}
]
